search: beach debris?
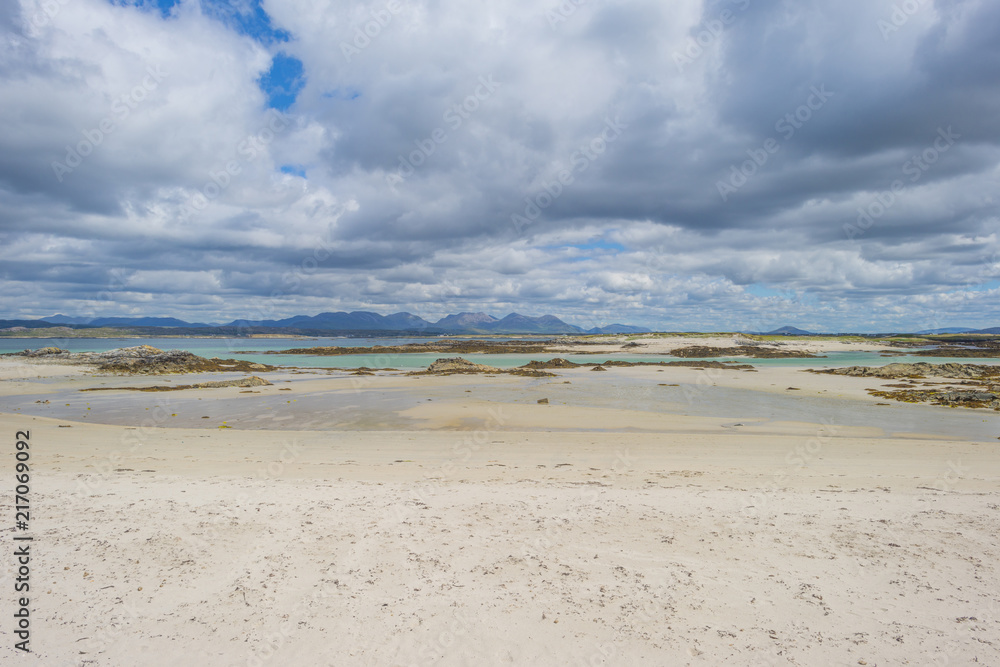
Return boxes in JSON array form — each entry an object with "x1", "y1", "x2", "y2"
[{"x1": 537, "y1": 398, "x2": 549, "y2": 404}]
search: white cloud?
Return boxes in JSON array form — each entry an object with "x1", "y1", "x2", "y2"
[{"x1": 0, "y1": 0, "x2": 998, "y2": 331}]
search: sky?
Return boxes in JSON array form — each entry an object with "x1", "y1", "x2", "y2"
[{"x1": 0, "y1": 0, "x2": 998, "y2": 333}]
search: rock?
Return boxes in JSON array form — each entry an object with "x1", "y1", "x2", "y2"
[
  {"x1": 671, "y1": 345, "x2": 820, "y2": 359},
  {"x1": 940, "y1": 391, "x2": 997, "y2": 402},
  {"x1": 412, "y1": 357, "x2": 556, "y2": 377},
  {"x1": 22, "y1": 346, "x2": 70, "y2": 357},
  {"x1": 194, "y1": 376, "x2": 271, "y2": 389},
  {"x1": 591, "y1": 365, "x2": 607, "y2": 371},
  {"x1": 522, "y1": 358, "x2": 580, "y2": 369},
  {"x1": 81, "y1": 376, "x2": 272, "y2": 392},
  {"x1": 91, "y1": 347, "x2": 277, "y2": 374},
  {"x1": 537, "y1": 398, "x2": 549, "y2": 404},
  {"x1": 425, "y1": 357, "x2": 502, "y2": 374},
  {"x1": 6, "y1": 345, "x2": 277, "y2": 375},
  {"x1": 819, "y1": 362, "x2": 999, "y2": 380}
]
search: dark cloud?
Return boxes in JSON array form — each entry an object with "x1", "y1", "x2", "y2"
[{"x1": 0, "y1": 0, "x2": 997, "y2": 331}]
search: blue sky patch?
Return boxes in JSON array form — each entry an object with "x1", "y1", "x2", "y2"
[
  {"x1": 109, "y1": 0, "x2": 180, "y2": 19},
  {"x1": 108, "y1": 0, "x2": 290, "y2": 44},
  {"x1": 199, "y1": 0, "x2": 290, "y2": 45},
  {"x1": 569, "y1": 239, "x2": 626, "y2": 252},
  {"x1": 259, "y1": 53, "x2": 305, "y2": 111},
  {"x1": 745, "y1": 284, "x2": 783, "y2": 297},
  {"x1": 279, "y1": 164, "x2": 306, "y2": 178}
]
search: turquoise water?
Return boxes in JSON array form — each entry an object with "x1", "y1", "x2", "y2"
[
  {"x1": 2, "y1": 337, "x2": 998, "y2": 369},
  {"x1": 0, "y1": 336, "x2": 453, "y2": 355}
]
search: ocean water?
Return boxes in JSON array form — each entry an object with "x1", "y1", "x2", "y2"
[
  {"x1": 4, "y1": 337, "x2": 999, "y2": 439},
  {"x1": 2, "y1": 337, "x2": 999, "y2": 369},
  {"x1": 3, "y1": 364, "x2": 998, "y2": 441}
]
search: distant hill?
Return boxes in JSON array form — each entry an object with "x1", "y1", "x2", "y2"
[
  {"x1": 765, "y1": 326, "x2": 815, "y2": 335},
  {"x1": 914, "y1": 327, "x2": 977, "y2": 334},
  {"x1": 587, "y1": 324, "x2": 651, "y2": 334},
  {"x1": 0, "y1": 319, "x2": 64, "y2": 329},
  {"x1": 42, "y1": 314, "x2": 93, "y2": 325},
  {"x1": 225, "y1": 311, "x2": 610, "y2": 334},
  {"x1": 243, "y1": 311, "x2": 431, "y2": 331},
  {"x1": 483, "y1": 313, "x2": 581, "y2": 334},
  {"x1": 433, "y1": 312, "x2": 499, "y2": 330},
  {"x1": 7, "y1": 311, "x2": 626, "y2": 335},
  {"x1": 972, "y1": 327, "x2": 1000, "y2": 334},
  {"x1": 88, "y1": 316, "x2": 214, "y2": 328}
]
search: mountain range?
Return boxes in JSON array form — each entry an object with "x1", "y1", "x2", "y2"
[
  {"x1": 5, "y1": 314, "x2": 998, "y2": 336},
  {"x1": 20, "y1": 311, "x2": 651, "y2": 335}
]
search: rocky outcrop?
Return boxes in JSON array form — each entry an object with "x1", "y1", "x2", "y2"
[
  {"x1": 912, "y1": 345, "x2": 1000, "y2": 358},
  {"x1": 18, "y1": 346, "x2": 70, "y2": 357},
  {"x1": 670, "y1": 345, "x2": 820, "y2": 359},
  {"x1": 82, "y1": 376, "x2": 272, "y2": 392},
  {"x1": 819, "y1": 362, "x2": 1000, "y2": 410},
  {"x1": 599, "y1": 360, "x2": 754, "y2": 370},
  {"x1": 5, "y1": 345, "x2": 276, "y2": 375},
  {"x1": 816, "y1": 362, "x2": 1000, "y2": 379},
  {"x1": 92, "y1": 347, "x2": 275, "y2": 375},
  {"x1": 256, "y1": 341, "x2": 554, "y2": 356},
  {"x1": 427, "y1": 357, "x2": 502, "y2": 374},
  {"x1": 519, "y1": 358, "x2": 753, "y2": 371},
  {"x1": 521, "y1": 358, "x2": 581, "y2": 369},
  {"x1": 867, "y1": 387, "x2": 1000, "y2": 411},
  {"x1": 410, "y1": 357, "x2": 555, "y2": 377}
]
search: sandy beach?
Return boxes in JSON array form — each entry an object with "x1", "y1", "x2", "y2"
[{"x1": 1, "y1": 354, "x2": 999, "y2": 666}]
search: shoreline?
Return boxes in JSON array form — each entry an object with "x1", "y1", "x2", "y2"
[{"x1": 2, "y1": 355, "x2": 998, "y2": 664}]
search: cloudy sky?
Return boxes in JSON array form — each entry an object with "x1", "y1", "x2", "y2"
[{"x1": 1, "y1": 0, "x2": 998, "y2": 332}]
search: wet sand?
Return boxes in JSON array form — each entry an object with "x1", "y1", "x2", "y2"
[{"x1": 1, "y1": 358, "x2": 998, "y2": 665}]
